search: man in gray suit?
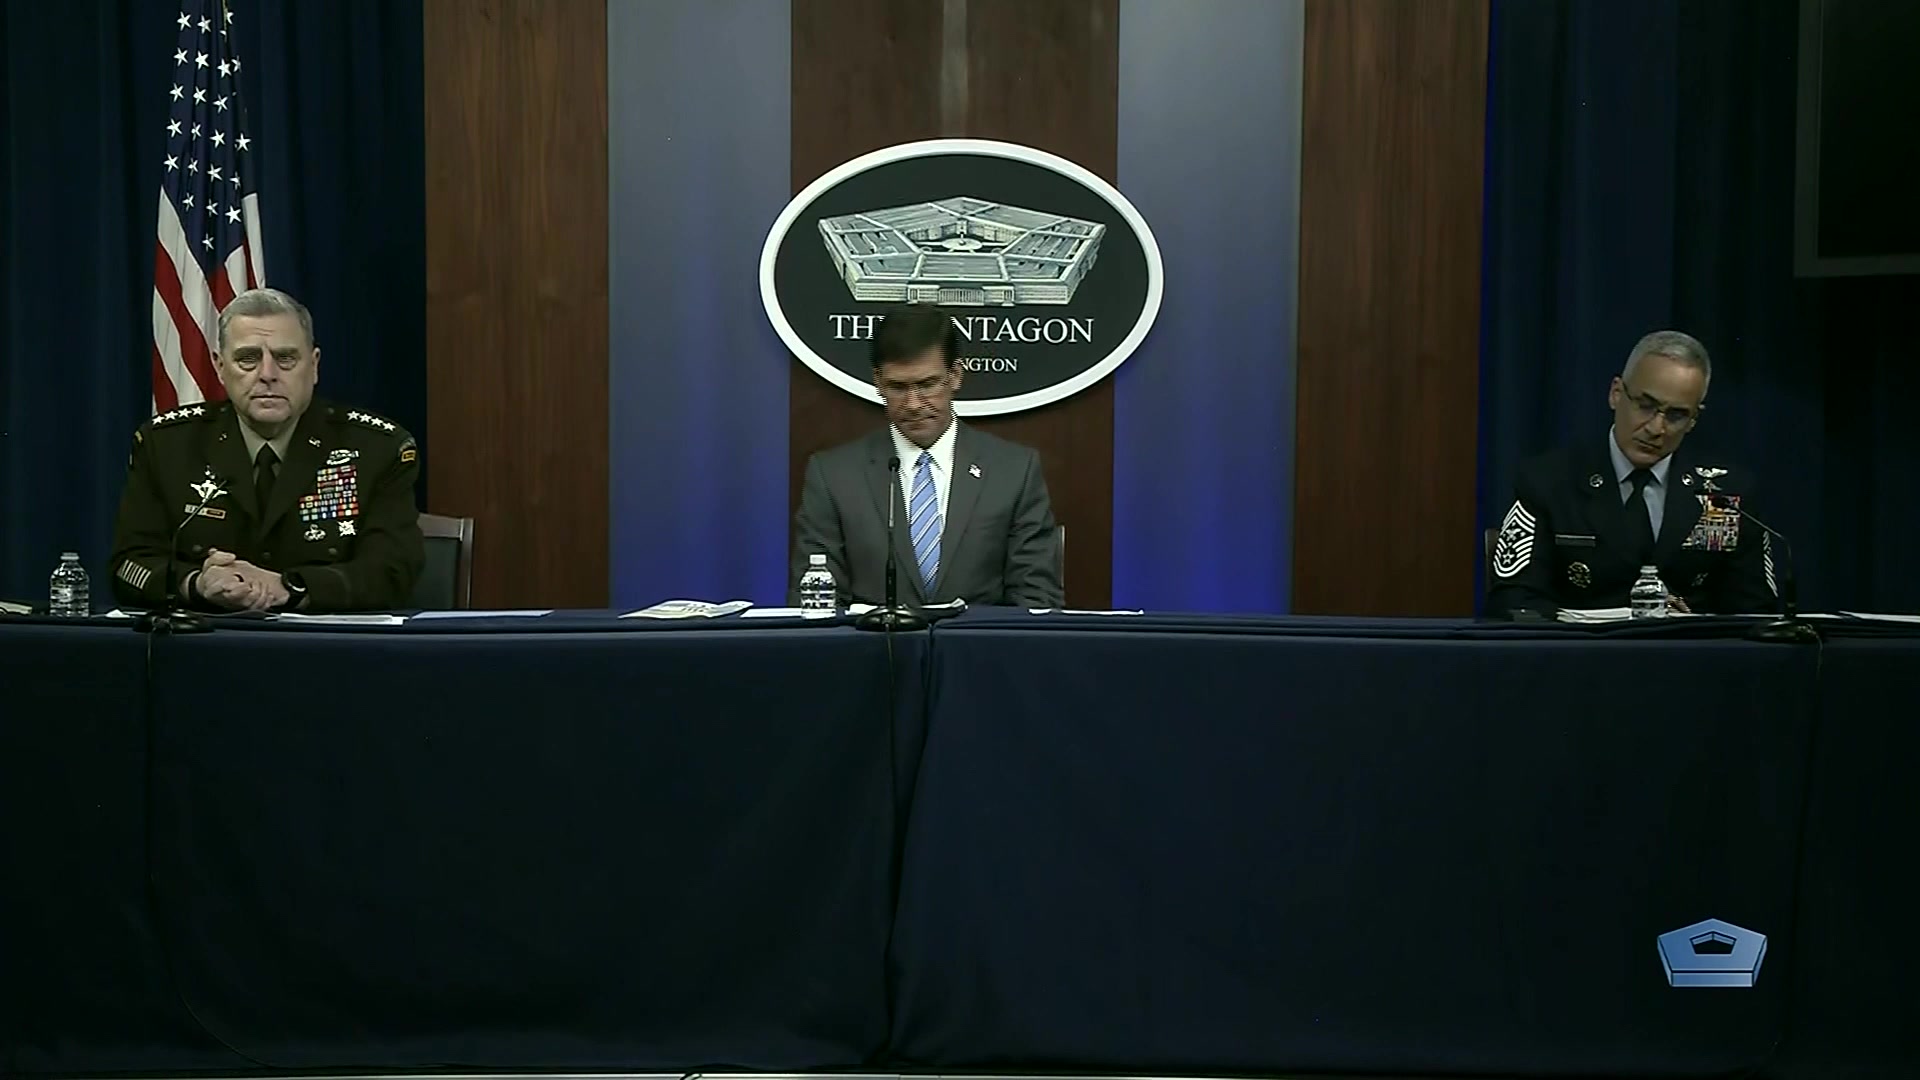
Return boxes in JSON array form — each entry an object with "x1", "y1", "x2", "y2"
[{"x1": 789, "y1": 306, "x2": 1064, "y2": 609}]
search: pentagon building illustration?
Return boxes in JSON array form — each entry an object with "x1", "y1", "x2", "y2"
[{"x1": 817, "y1": 197, "x2": 1106, "y2": 306}]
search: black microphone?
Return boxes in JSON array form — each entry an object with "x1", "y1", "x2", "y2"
[
  {"x1": 1712, "y1": 496, "x2": 1814, "y2": 643},
  {"x1": 856, "y1": 454, "x2": 926, "y2": 633},
  {"x1": 884, "y1": 454, "x2": 899, "y2": 609},
  {"x1": 133, "y1": 478, "x2": 225, "y2": 635}
]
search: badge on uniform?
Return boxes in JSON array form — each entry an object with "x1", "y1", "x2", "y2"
[
  {"x1": 327, "y1": 448, "x2": 359, "y2": 466},
  {"x1": 1492, "y1": 501, "x2": 1536, "y2": 578},
  {"x1": 1684, "y1": 493, "x2": 1742, "y2": 551},
  {"x1": 1567, "y1": 561, "x2": 1592, "y2": 588},
  {"x1": 183, "y1": 503, "x2": 228, "y2": 520},
  {"x1": 189, "y1": 467, "x2": 224, "y2": 504},
  {"x1": 1695, "y1": 466, "x2": 1729, "y2": 492},
  {"x1": 338, "y1": 519, "x2": 357, "y2": 537},
  {"x1": 299, "y1": 463, "x2": 361, "y2": 523}
]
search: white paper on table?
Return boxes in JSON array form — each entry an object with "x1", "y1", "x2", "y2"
[
  {"x1": 410, "y1": 609, "x2": 553, "y2": 620},
  {"x1": 1028, "y1": 608, "x2": 1145, "y2": 616},
  {"x1": 845, "y1": 599, "x2": 965, "y2": 617},
  {"x1": 101, "y1": 608, "x2": 135, "y2": 619},
  {"x1": 620, "y1": 599, "x2": 753, "y2": 619},
  {"x1": 1557, "y1": 607, "x2": 1631, "y2": 623},
  {"x1": 271, "y1": 612, "x2": 408, "y2": 626},
  {"x1": 740, "y1": 607, "x2": 807, "y2": 619},
  {"x1": 1840, "y1": 611, "x2": 1920, "y2": 623},
  {"x1": 1557, "y1": 607, "x2": 1707, "y2": 623}
]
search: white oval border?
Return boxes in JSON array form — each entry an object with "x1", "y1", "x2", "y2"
[{"x1": 759, "y1": 138, "x2": 1165, "y2": 417}]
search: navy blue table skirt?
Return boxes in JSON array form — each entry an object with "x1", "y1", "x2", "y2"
[
  {"x1": 889, "y1": 613, "x2": 1818, "y2": 1076},
  {"x1": 1, "y1": 615, "x2": 912, "y2": 1073},
  {"x1": 2, "y1": 610, "x2": 1915, "y2": 1078}
]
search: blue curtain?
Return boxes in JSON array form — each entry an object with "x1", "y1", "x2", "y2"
[
  {"x1": 1478, "y1": 0, "x2": 1920, "y2": 613},
  {"x1": 0, "y1": 0, "x2": 423, "y2": 603}
]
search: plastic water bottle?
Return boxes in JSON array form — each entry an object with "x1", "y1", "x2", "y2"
[
  {"x1": 49, "y1": 552, "x2": 90, "y2": 617},
  {"x1": 799, "y1": 553, "x2": 837, "y2": 619},
  {"x1": 1629, "y1": 565, "x2": 1669, "y2": 619}
]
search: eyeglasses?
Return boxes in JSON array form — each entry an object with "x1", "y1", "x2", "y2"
[
  {"x1": 1621, "y1": 383, "x2": 1700, "y2": 428},
  {"x1": 877, "y1": 373, "x2": 953, "y2": 401}
]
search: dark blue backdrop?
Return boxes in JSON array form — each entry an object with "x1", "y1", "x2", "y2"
[
  {"x1": 1478, "y1": 0, "x2": 1920, "y2": 614},
  {"x1": 11, "y1": 0, "x2": 1916, "y2": 614},
  {"x1": 0, "y1": 0, "x2": 424, "y2": 604}
]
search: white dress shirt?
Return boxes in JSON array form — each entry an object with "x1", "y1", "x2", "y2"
[
  {"x1": 891, "y1": 417, "x2": 957, "y2": 522},
  {"x1": 1608, "y1": 426, "x2": 1673, "y2": 539}
]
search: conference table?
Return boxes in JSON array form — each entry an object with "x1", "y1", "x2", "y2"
[{"x1": 2, "y1": 609, "x2": 1914, "y2": 1079}]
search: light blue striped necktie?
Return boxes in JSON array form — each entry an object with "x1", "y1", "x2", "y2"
[{"x1": 907, "y1": 450, "x2": 942, "y2": 589}]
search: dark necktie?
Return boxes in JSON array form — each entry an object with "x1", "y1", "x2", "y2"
[
  {"x1": 254, "y1": 443, "x2": 279, "y2": 514},
  {"x1": 1624, "y1": 467, "x2": 1656, "y2": 562}
]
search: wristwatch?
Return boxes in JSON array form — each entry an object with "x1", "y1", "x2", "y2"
[{"x1": 280, "y1": 571, "x2": 309, "y2": 610}]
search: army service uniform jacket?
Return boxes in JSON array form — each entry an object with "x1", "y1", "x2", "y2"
[
  {"x1": 109, "y1": 399, "x2": 424, "y2": 612},
  {"x1": 1485, "y1": 443, "x2": 1778, "y2": 618}
]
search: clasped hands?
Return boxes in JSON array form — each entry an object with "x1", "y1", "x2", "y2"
[{"x1": 192, "y1": 549, "x2": 289, "y2": 611}]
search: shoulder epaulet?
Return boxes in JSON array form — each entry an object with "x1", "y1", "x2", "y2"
[
  {"x1": 337, "y1": 406, "x2": 401, "y2": 435},
  {"x1": 149, "y1": 402, "x2": 213, "y2": 428}
]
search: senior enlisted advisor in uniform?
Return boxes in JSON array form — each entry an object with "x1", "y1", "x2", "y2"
[
  {"x1": 110, "y1": 288, "x2": 423, "y2": 613},
  {"x1": 1486, "y1": 330, "x2": 1778, "y2": 618}
]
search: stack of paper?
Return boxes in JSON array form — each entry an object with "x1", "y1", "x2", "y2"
[
  {"x1": 620, "y1": 600, "x2": 753, "y2": 619},
  {"x1": 272, "y1": 612, "x2": 408, "y2": 626},
  {"x1": 845, "y1": 598, "x2": 966, "y2": 616},
  {"x1": 1556, "y1": 607, "x2": 1702, "y2": 623}
]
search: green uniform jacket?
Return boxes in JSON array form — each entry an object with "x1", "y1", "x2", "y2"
[{"x1": 109, "y1": 399, "x2": 424, "y2": 612}]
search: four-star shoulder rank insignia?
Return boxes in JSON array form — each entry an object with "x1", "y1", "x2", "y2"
[
  {"x1": 345, "y1": 409, "x2": 396, "y2": 433},
  {"x1": 151, "y1": 403, "x2": 207, "y2": 426}
]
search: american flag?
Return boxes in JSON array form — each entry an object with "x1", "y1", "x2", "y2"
[{"x1": 152, "y1": 0, "x2": 267, "y2": 413}]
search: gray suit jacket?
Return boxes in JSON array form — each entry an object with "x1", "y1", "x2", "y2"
[{"x1": 789, "y1": 423, "x2": 1063, "y2": 608}]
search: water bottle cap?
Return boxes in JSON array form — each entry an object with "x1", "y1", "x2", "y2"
[
  {"x1": 61, "y1": 551, "x2": 79, "y2": 560},
  {"x1": 809, "y1": 553, "x2": 827, "y2": 566},
  {"x1": 1640, "y1": 565, "x2": 1658, "y2": 573}
]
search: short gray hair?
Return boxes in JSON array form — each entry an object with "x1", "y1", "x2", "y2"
[
  {"x1": 1622, "y1": 330, "x2": 1711, "y2": 391},
  {"x1": 217, "y1": 288, "x2": 316, "y2": 352}
]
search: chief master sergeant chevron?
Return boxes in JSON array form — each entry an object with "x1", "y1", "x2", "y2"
[{"x1": 110, "y1": 288, "x2": 423, "y2": 613}]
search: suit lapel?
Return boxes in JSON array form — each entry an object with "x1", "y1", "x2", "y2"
[
  {"x1": 259, "y1": 408, "x2": 325, "y2": 533},
  {"x1": 865, "y1": 432, "x2": 924, "y2": 604},
  {"x1": 209, "y1": 406, "x2": 260, "y2": 524},
  {"x1": 934, "y1": 423, "x2": 983, "y2": 596}
]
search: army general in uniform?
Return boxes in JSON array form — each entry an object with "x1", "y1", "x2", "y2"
[
  {"x1": 110, "y1": 288, "x2": 423, "y2": 613},
  {"x1": 1486, "y1": 330, "x2": 1778, "y2": 618}
]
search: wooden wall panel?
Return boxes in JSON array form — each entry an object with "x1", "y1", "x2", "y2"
[
  {"x1": 789, "y1": 0, "x2": 1119, "y2": 608},
  {"x1": 422, "y1": 0, "x2": 609, "y2": 608},
  {"x1": 1293, "y1": 0, "x2": 1488, "y2": 616}
]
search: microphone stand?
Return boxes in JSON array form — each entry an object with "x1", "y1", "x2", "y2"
[
  {"x1": 1729, "y1": 502, "x2": 1817, "y2": 644},
  {"x1": 856, "y1": 455, "x2": 926, "y2": 633},
  {"x1": 134, "y1": 482, "x2": 226, "y2": 635}
]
